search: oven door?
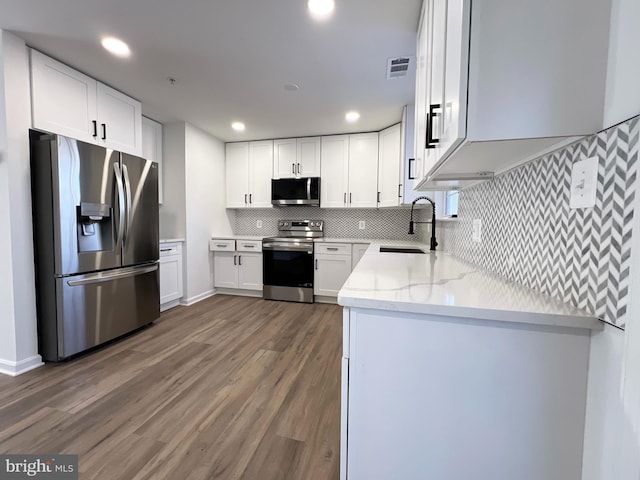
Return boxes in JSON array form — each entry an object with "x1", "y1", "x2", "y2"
[{"x1": 262, "y1": 241, "x2": 314, "y2": 288}]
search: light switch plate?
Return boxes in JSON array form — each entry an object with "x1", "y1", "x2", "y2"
[
  {"x1": 358, "y1": 221, "x2": 366, "y2": 230},
  {"x1": 570, "y1": 157, "x2": 599, "y2": 209},
  {"x1": 256, "y1": 220, "x2": 263, "y2": 228},
  {"x1": 472, "y1": 219, "x2": 482, "y2": 243}
]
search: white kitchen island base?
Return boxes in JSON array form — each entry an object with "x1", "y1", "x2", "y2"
[{"x1": 341, "y1": 307, "x2": 592, "y2": 480}]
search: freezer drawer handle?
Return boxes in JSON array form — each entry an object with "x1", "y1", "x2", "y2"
[{"x1": 67, "y1": 265, "x2": 158, "y2": 286}]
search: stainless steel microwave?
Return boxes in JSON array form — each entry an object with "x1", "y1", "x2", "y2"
[{"x1": 271, "y1": 177, "x2": 320, "y2": 206}]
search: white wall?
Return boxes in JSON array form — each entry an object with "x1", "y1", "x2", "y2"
[
  {"x1": 183, "y1": 124, "x2": 232, "y2": 303},
  {"x1": 159, "y1": 122, "x2": 187, "y2": 239},
  {"x1": 0, "y1": 31, "x2": 42, "y2": 375},
  {"x1": 161, "y1": 121, "x2": 232, "y2": 305},
  {"x1": 603, "y1": 0, "x2": 640, "y2": 128}
]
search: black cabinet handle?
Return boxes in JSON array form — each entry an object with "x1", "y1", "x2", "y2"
[
  {"x1": 426, "y1": 104, "x2": 441, "y2": 149},
  {"x1": 408, "y1": 158, "x2": 416, "y2": 179},
  {"x1": 101, "y1": 123, "x2": 107, "y2": 140},
  {"x1": 315, "y1": 259, "x2": 318, "y2": 270},
  {"x1": 292, "y1": 163, "x2": 295, "y2": 174},
  {"x1": 249, "y1": 193, "x2": 252, "y2": 204},
  {"x1": 398, "y1": 184, "x2": 403, "y2": 198},
  {"x1": 344, "y1": 193, "x2": 346, "y2": 205},
  {"x1": 244, "y1": 194, "x2": 247, "y2": 204},
  {"x1": 349, "y1": 193, "x2": 352, "y2": 204},
  {"x1": 238, "y1": 255, "x2": 242, "y2": 266},
  {"x1": 92, "y1": 120, "x2": 98, "y2": 137},
  {"x1": 377, "y1": 191, "x2": 381, "y2": 203},
  {"x1": 233, "y1": 255, "x2": 237, "y2": 266},
  {"x1": 297, "y1": 163, "x2": 301, "y2": 174}
]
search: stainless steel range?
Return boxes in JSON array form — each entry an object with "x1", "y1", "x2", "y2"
[{"x1": 262, "y1": 220, "x2": 324, "y2": 303}]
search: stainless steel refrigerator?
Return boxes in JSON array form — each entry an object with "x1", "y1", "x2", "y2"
[{"x1": 30, "y1": 131, "x2": 160, "y2": 361}]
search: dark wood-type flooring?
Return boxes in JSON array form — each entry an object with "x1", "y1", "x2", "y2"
[{"x1": 0, "y1": 295, "x2": 342, "y2": 479}]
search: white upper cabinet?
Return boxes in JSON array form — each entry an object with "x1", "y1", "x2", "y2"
[
  {"x1": 30, "y1": 50, "x2": 97, "y2": 143},
  {"x1": 30, "y1": 49, "x2": 142, "y2": 156},
  {"x1": 321, "y1": 135, "x2": 350, "y2": 208},
  {"x1": 348, "y1": 133, "x2": 379, "y2": 208},
  {"x1": 141, "y1": 116, "x2": 163, "y2": 204},
  {"x1": 225, "y1": 141, "x2": 273, "y2": 208},
  {"x1": 321, "y1": 133, "x2": 378, "y2": 208},
  {"x1": 96, "y1": 83, "x2": 142, "y2": 155},
  {"x1": 415, "y1": 0, "x2": 610, "y2": 189},
  {"x1": 248, "y1": 140, "x2": 273, "y2": 207},
  {"x1": 273, "y1": 137, "x2": 321, "y2": 178},
  {"x1": 377, "y1": 124, "x2": 402, "y2": 208}
]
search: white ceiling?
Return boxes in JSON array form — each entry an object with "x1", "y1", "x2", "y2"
[{"x1": 0, "y1": 0, "x2": 421, "y2": 142}]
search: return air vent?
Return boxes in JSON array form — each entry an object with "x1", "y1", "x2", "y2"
[{"x1": 386, "y1": 56, "x2": 413, "y2": 79}]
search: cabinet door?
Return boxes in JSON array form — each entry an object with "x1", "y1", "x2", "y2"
[
  {"x1": 214, "y1": 252, "x2": 239, "y2": 288},
  {"x1": 348, "y1": 133, "x2": 379, "y2": 208},
  {"x1": 30, "y1": 49, "x2": 97, "y2": 144},
  {"x1": 160, "y1": 254, "x2": 183, "y2": 304},
  {"x1": 314, "y1": 253, "x2": 352, "y2": 296},
  {"x1": 142, "y1": 116, "x2": 163, "y2": 204},
  {"x1": 377, "y1": 124, "x2": 402, "y2": 207},
  {"x1": 96, "y1": 82, "x2": 142, "y2": 156},
  {"x1": 413, "y1": 10, "x2": 429, "y2": 185},
  {"x1": 321, "y1": 135, "x2": 350, "y2": 208},
  {"x1": 297, "y1": 137, "x2": 321, "y2": 176},
  {"x1": 273, "y1": 138, "x2": 298, "y2": 178},
  {"x1": 226, "y1": 143, "x2": 250, "y2": 208},
  {"x1": 248, "y1": 140, "x2": 273, "y2": 208},
  {"x1": 439, "y1": 0, "x2": 470, "y2": 162},
  {"x1": 238, "y1": 253, "x2": 263, "y2": 291},
  {"x1": 423, "y1": 0, "x2": 448, "y2": 175}
]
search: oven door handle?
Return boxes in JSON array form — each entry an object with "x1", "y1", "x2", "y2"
[{"x1": 262, "y1": 242, "x2": 313, "y2": 253}]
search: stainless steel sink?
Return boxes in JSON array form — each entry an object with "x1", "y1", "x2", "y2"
[{"x1": 379, "y1": 246, "x2": 425, "y2": 254}]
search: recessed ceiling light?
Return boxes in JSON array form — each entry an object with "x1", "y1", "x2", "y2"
[
  {"x1": 308, "y1": 0, "x2": 335, "y2": 18},
  {"x1": 232, "y1": 121, "x2": 246, "y2": 132},
  {"x1": 345, "y1": 111, "x2": 360, "y2": 122},
  {"x1": 284, "y1": 83, "x2": 300, "y2": 92},
  {"x1": 101, "y1": 37, "x2": 131, "y2": 58}
]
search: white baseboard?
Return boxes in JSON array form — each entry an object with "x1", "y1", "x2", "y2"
[
  {"x1": 160, "y1": 299, "x2": 181, "y2": 312},
  {"x1": 0, "y1": 354, "x2": 43, "y2": 376},
  {"x1": 180, "y1": 289, "x2": 215, "y2": 306}
]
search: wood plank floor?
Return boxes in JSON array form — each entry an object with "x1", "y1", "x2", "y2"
[{"x1": 0, "y1": 295, "x2": 342, "y2": 479}]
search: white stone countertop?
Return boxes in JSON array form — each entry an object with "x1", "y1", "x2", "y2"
[
  {"x1": 160, "y1": 238, "x2": 185, "y2": 243},
  {"x1": 313, "y1": 237, "x2": 424, "y2": 245},
  {"x1": 338, "y1": 244, "x2": 602, "y2": 330},
  {"x1": 210, "y1": 235, "x2": 264, "y2": 241}
]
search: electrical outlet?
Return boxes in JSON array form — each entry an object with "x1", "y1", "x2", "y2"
[
  {"x1": 570, "y1": 156, "x2": 598, "y2": 209},
  {"x1": 472, "y1": 219, "x2": 482, "y2": 243},
  {"x1": 358, "y1": 220, "x2": 366, "y2": 230},
  {"x1": 256, "y1": 220, "x2": 263, "y2": 228}
]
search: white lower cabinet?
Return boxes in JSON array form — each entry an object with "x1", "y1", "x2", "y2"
[
  {"x1": 314, "y1": 243, "x2": 352, "y2": 297},
  {"x1": 159, "y1": 242, "x2": 183, "y2": 311},
  {"x1": 211, "y1": 239, "x2": 262, "y2": 292}
]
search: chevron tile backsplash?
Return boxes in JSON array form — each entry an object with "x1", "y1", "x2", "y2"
[
  {"x1": 442, "y1": 116, "x2": 639, "y2": 328},
  {"x1": 234, "y1": 207, "x2": 432, "y2": 242}
]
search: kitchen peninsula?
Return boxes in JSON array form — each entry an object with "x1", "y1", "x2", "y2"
[{"x1": 338, "y1": 246, "x2": 601, "y2": 480}]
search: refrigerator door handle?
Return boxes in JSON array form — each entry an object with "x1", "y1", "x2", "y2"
[
  {"x1": 122, "y1": 163, "x2": 133, "y2": 248},
  {"x1": 113, "y1": 163, "x2": 126, "y2": 251},
  {"x1": 67, "y1": 264, "x2": 158, "y2": 287}
]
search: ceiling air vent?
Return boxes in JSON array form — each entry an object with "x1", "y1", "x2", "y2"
[{"x1": 386, "y1": 56, "x2": 413, "y2": 80}]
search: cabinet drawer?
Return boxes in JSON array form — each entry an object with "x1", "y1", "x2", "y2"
[
  {"x1": 159, "y1": 244, "x2": 180, "y2": 256},
  {"x1": 237, "y1": 240, "x2": 262, "y2": 252},
  {"x1": 209, "y1": 239, "x2": 236, "y2": 251},
  {"x1": 315, "y1": 243, "x2": 351, "y2": 255}
]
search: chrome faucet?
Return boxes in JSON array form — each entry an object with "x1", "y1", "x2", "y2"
[{"x1": 408, "y1": 196, "x2": 438, "y2": 251}]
